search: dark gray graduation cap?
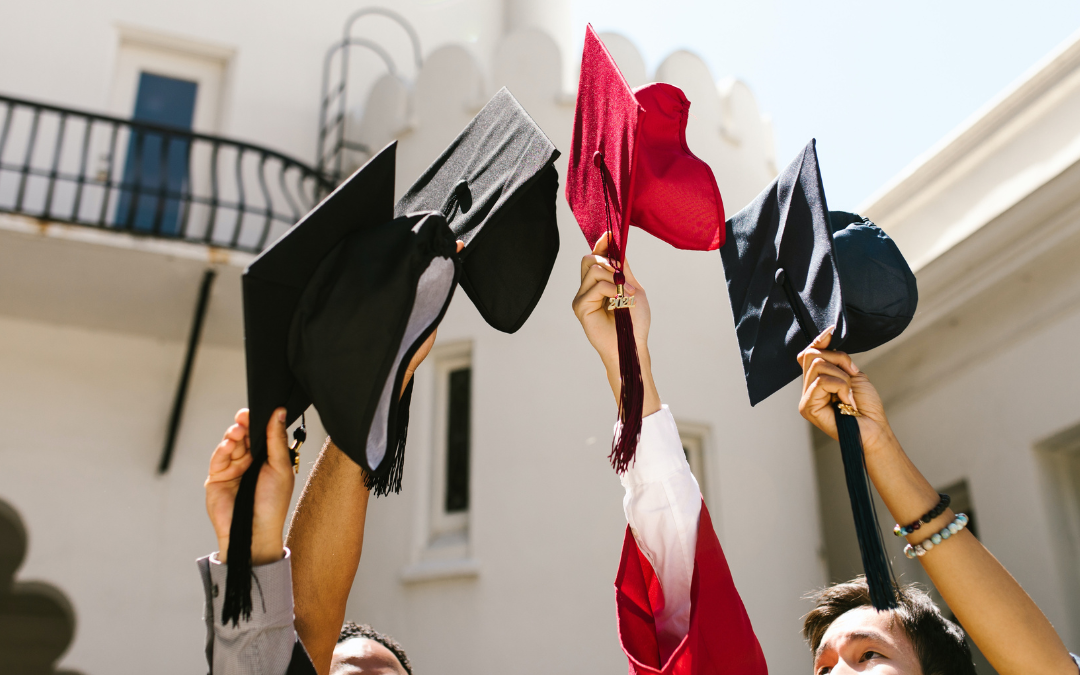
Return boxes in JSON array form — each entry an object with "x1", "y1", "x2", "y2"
[
  {"x1": 395, "y1": 87, "x2": 560, "y2": 333},
  {"x1": 720, "y1": 139, "x2": 917, "y2": 406},
  {"x1": 720, "y1": 139, "x2": 917, "y2": 611},
  {"x1": 225, "y1": 94, "x2": 564, "y2": 624},
  {"x1": 227, "y1": 142, "x2": 461, "y2": 624}
]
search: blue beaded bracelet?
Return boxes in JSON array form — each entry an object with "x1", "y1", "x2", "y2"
[{"x1": 904, "y1": 514, "x2": 969, "y2": 559}]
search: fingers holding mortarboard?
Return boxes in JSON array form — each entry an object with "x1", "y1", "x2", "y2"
[
  {"x1": 798, "y1": 327, "x2": 893, "y2": 451},
  {"x1": 209, "y1": 423, "x2": 253, "y2": 482},
  {"x1": 797, "y1": 327, "x2": 860, "y2": 379},
  {"x1": 244, "y1": 407, "x2": 295, "y2": 566},
  {"x1": 265, "y1": 408, "x2": 292, "y2": 474}
]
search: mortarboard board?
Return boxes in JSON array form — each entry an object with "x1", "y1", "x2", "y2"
[
  {"x1": 720, "y1": 138, "x2": 918, "y2": 610},
  {"x1": 396, "y1": 87, "x2": 560, "y2": 334},
  {"x1": 720, "y1": 138, "x2": 917, "y2": 405},
  {"x1": 566, "y1": 25, "x2": 725, "y2": 472},
  {"x1": 224, "y1": 92, "x2": 563, "y2": 624}
]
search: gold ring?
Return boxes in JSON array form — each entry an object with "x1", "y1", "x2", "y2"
[{"x1": 837, "y1": 402, "x2": 862, "y2": 417}]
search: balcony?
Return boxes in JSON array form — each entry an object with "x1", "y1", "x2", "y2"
[{"x1": 0, "y1": 94, "x2": 332, "y2": 253}]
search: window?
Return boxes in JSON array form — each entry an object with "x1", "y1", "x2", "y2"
[
  {"x1": 430, "y1": 347, "x2": 471, "y2": 542},
  {"x1": 116, "y1": 72, "x2": 198, "y2": 233},
  {"x1": 1037, "y1": 422, "x2": 1080, "y2": 646},
  {"x1": 400, "y1": 343, "x2": 479, "y2": 583},
  {"x1": 107, "y1": 27, "x2": 231, "y2": 237},
  {"x1": 444, "y1": 366, "x2": 471, "y2": 514},
  {"x1": 937, "y1": 478, "x2": 978, "y2": 539},
  {"x1": 676, "y1": 421, "x2": 710, "y2": 506}
]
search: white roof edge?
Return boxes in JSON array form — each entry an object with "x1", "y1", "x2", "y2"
[{"x1": 859, "y1": 26, "x2": 1080, "y2": 217}]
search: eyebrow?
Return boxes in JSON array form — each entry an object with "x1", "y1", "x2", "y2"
[{"x1": 815, "y1": 630, "x2": 889, "y2": 660}]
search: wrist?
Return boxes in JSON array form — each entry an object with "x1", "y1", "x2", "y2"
[
  {"x1": 251, "y1": 539, "x2": 285, "y2": 566},
  {"x1": 604, "y1": 344, "x2": 660, "y2": 417},
  {"x1": 859, "y1": 423, "x2": 901, "y2": 460},
  {"x1": 215, "y1": 538, "x2": 285, "y2": 566}
]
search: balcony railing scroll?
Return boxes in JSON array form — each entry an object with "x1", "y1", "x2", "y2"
[{"x1": 0, "y1": 94, "x2": 334, "y2": 253}]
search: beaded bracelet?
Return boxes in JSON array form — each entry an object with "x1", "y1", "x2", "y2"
[
  {"x1": 904, "y1": 514, "x2": 969, "y2": 559},
  {"x1": 893, "y1": 493, "x2": 951, "y2": 537}
]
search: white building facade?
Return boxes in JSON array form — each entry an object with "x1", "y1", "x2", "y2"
[
  {"x1": 0, "y1": 2, "x2": 821, "y2": 674},
  {"x1": 9, "y1": 3, "x2": 1078, "y2": 675},
  {"x1": 816, "y1": 27, "x2": 1080, "y2": 672}
]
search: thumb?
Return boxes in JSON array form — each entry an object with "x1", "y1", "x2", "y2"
[
  {"x1": 265, "y1": 407, "x2": 291, "y2": 472},
  {"x1": 592, "y1": 231, "x2": 611, "y2": 258}
]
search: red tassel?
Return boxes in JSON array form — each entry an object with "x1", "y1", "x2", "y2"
[{"x1": 611, "y1": 271, "x2": 643, "y2": 473}]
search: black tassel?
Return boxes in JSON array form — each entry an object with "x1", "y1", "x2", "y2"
[
  {"x1": 835, "y1": 405, "x2": 898, "y2": 611},
  {"x1": 365, "y1": 379, "x2": 412, "y2": 497},
  {"x1": 221, "y1": 463, "x2": 260, "y2": 625}
]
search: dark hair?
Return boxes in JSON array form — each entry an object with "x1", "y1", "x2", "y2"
[
  {"x1": 337, "y1": 621, "x2": 413, "y2": 675},
  {"x1": 802, "y1": 577, "x2": 976, "y2": 675}
]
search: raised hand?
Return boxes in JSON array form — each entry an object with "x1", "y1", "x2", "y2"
[
  {"x1": 797, "y1": 326, "x2": 896, "y2": 454},
  {"x1": 205, "y1": 407, "x2": 296, "y2": 565},
  {"x1": 572, "y1": 232, "x2": 659, "y2": 415}
]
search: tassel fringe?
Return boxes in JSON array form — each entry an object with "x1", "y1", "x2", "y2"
[
  {"x1": 222, "y1": 463, "x2": 260, "y2": 626},
  {"x1": 610, "y1": 273, "x2": 643, "y2": 473},
  {"x1": 365, "y1": 379, "x2": 413, "y2": 497},
  {"x1": 835, "y1": 406, "x2": 898, "y2": 611}
]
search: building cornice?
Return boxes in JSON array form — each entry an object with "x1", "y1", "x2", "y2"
[{"x1": 861, "y1": 28, "x2": 1080, "y2": 224}]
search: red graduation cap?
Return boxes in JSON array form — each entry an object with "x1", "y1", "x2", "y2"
[
  {"x1": 567, "y1": 25, "x2": 724, "y2": 259},
  {"x1": 567, "y1": 25, "x2": 724, "y2": 472}
]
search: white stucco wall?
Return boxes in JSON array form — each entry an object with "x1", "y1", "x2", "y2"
[
  {"x1": 0, "y1": 0, "x2": 509, "y2": 164},
  {"x1": 0, "y1": 4, "x2": 825, "y2": 674},
  {"x1": 816, "y1": 27, "x2": 1080, "y2": 665},
  {"x1": 0, "y1": 223, "x2": 330, "y2": 674},
  {"x1": 346, "y1": 27, "x2": 818, "y2": 675}
]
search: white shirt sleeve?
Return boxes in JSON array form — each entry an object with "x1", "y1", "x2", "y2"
[
  {"x1": 199, "y1": 548, "x2": 298, "y2": 675},
  {"x1": 618, "y1": 405, "x2": 702, "y2": 660}
]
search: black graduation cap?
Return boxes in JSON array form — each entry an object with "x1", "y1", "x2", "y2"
[
  {"x1": 721, "y1": 138, "x2": 917, "y2": 406},
  {"x1": 223, "y1": 91, "x2": 562, "y2": 625},
  {"x1": 720, "y1": 139, "x2": 918, "y2": 610},
  {"x1": 396, "y1": 86, "x2": 560, "y2": 334}
]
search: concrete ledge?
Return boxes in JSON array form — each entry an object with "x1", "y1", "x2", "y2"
[
  {"x1": 399, "y1": 558, "x2": 480, "y2": 584},
  {"x1": 0, "y1": 212, "x2": 255, "y2": 268}
]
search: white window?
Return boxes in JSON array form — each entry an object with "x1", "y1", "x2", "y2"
[
  {"x1": 1037, "y1": 423, "x2": 1080, "y2": 646},
  {"x1": 429, "y1": 347, "x2": 471, "y2": 544},
  {"x1": 676, "y1": 421, "x2": 710, "y2": 506},
  {"x1": 400, "y1": 342, "x2": 479, "y2": 583}
]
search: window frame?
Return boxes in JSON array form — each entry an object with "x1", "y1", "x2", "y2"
[
  {"x1": 429, "y1": 348, "x2": 472, "y2": 541},
  {"x1": 674, "y1": 419, "x2": 711, "y2": 508}
]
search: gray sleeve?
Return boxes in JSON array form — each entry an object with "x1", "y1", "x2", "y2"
[{"x1": 197, "y1": 550, "x2": 298, "y2": 675}]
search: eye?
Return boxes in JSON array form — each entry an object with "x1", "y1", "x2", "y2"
[
  {"x1": 817, "y1": 668, "x2": 831, "y2": 675},
  {"x1": 859, "y1": 650, "x2": 885, "y2": 662}
]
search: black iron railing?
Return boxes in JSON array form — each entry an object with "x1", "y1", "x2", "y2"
[{"x1": 0, "y1": 94, "x2": 333, "y2": 253}]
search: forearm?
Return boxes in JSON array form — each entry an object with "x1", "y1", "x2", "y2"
[
  {"x1": 863, "y1": 433, "x2": 1074, "y2": 675},
  {"x1": 285, "y1": 437, "x2": 371, "y2": 675},
  {"x1": 604, "y1": 343, "x2": 662, "y2": 418}
]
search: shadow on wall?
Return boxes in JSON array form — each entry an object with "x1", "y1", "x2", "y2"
[{"x1": 0, "y1": 497, "x2": 82, "y2": 675}]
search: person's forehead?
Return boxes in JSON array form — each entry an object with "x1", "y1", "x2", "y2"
[
  {"x1": 331, "y1": 637, "x2": 405, "y2": 675},
  {"x1": 818, "y1": 606, "x2": 901, "y2": 652}
]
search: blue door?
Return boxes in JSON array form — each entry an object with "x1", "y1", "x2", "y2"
[{"x1": 116, "y1": 72, "x2": 198, "y2": 234}]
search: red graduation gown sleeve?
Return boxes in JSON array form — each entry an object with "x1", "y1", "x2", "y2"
[{"x1": 615, "y1": 501, "x2": 768, "y2": 675}]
